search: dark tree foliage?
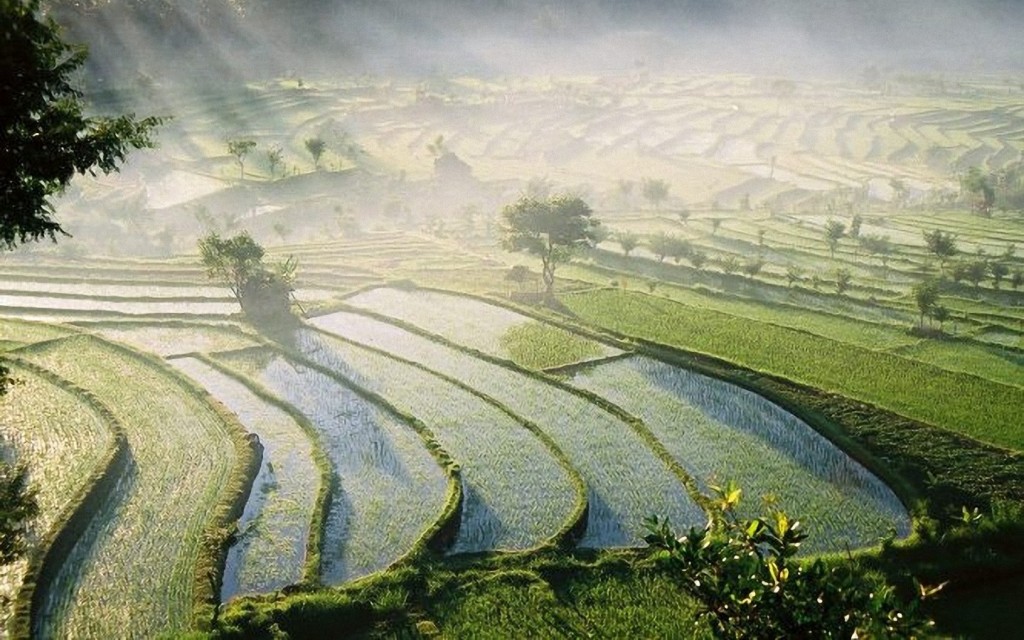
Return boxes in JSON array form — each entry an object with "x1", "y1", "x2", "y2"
[
  {"x1": 1, "y1": 0, "x2": 161, "y2": 565},
  {"x1": 0, "y1": 462, "x2": 39, "y2": 564},
  {"x1": 646, "y1": 482, "x2": 932, "y2": 639},
  {"x1": 0, "y1": 0, "x2": 163, "y2": 250}
]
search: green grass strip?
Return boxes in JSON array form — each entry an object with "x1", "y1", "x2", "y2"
[
  {"x1": 562, "y1": 288, "x2": 1024, "y2": 452},
  {"x1": 6, "y1": 360, "x2": 128, "y2": 640}
]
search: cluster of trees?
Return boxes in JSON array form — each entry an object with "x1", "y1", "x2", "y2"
[
  {"x1": 613, "y1": 177, "x2": 672, "y2": 210},
  {"x1": 958, "y1": 164, "x2": 1024, "y2": 216},
  {"x1": 198, "y1": 232, "x2": 296, "y2": 322},
  {"x1": 912, "y1": 280, "x2": 950, "y2": 332}
]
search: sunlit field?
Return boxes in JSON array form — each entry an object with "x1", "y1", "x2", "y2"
[{"x1": 3, "y1": 7, "x2": 1024, "y2": 635}]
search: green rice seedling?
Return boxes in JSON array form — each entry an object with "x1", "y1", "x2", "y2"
[
  {"x1": 563, "y1": 289, "x2": 1024, "y2": 451},
  {"x1": 295, "y1": 329, "x2": 577, "y2": 553},
  {"x1": 78, "y1": 321, "x2": 260, "y2": 358},
  {"x1": 0, "y1": 318, "x2": 76, "y2": 346},
  {"x1": 310, "y1": 311, "x2": 704, "y2": 547},
  {"x1": 0, "y1": 294, "x2": 238, "y2": 316},
  {"x1": 890, "y1": 340, "x2": 1024, "y2": 389},
  {"x1": 215, "y1": 347, "x2": 447, "y2": 584},
  {"x1": 344, "y1": 287, "x2": 621, "y2": 369},
  {"x1": 0, "y1": 365, "x2": 114, "y2": 629},
  {"x1": 169, "y1": 357, "x2": 320, "y2": 598},
  {"x1": 572, "y1": 356, "x2": 910, "y2": 551},
  {"x1": 19, "y1": 335, "x2": 238, "y2": 639}
]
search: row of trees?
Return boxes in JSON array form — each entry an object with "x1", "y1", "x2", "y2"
[
  {"x1": 225, "y1": 136, "x2": 331, "y2": 181},
  {"x1": 612, "y1": 230, "x2": 855, "y2": 294},
  {"x1": 923, "y1": 230, "x2": 1022, "y2": 290}
]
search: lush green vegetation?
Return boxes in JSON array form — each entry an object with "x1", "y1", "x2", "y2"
[
  {"x1": 499, "y1": 321, "x2": 607, "y2": 370},
  {"x1": 3, "y1": 64, "x2": 1024, "y2": 638},
  {"x1": 14, "y1": 335, "x2": 247, "y2": 638},
  {"x1": 562, "y1": 288, "x2": 1024, "y2": 451}
]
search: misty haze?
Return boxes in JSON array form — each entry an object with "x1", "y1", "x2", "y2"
[{"x1": 1, "y1": 1, "x2": 1022, "y2": 638}]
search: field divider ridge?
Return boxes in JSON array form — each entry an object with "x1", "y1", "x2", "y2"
[
  {"x1": 303, "y1": 323, "x2": 590, "y2": 551},
  {"x1": 318, "y1": 302, "x2": 711, "y2": 516},
  {"x1": 170, "y1": 351, "x2": 334, "y2": 587},
  {"x1": 229, "y1": 333, "x2": 464, "y2": 564}
]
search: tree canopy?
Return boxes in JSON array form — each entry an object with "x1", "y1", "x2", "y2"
[
  {"x1": 500, "y1": 194, "x2": 600, "y2": 296},
  {"x1": 0, "y1": 0, "x2": 163, "y2": 250},
  {"x1": 199, "y1": 232, "x2": 295, "y2": 322}
]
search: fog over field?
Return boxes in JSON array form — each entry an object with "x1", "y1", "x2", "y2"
[
  {"x1": 3, "y1": 2, "x2": 1024, "y2": 638},
  {"x1": 50, "y1": 0, "x2": 1024, "y2": 86}
]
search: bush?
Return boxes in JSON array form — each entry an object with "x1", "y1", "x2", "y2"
[{"x1": 645, "y1": 482, "x2": 932, "y2": 639}]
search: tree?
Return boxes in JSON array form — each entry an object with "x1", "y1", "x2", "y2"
[
  {"x1": 616, "y1": 230, "x2": 639, "y2": 257},
  {"x1": 932, "y1": 305, "x2": 950, "y2": 332},
  {"x1": 742, "y1": 258, "x2": 764, "y2": 279},
  {"x1": 834, "y1": 268, "x2": 852, "y2": 295},
  {"x1": 504, "y1": 265, "x2": 536, "y2": 294},
  {"x1": 645, "y1": 482, "x2": 931, "y2": 640},
  {"x1": 227, "y1": 138, "x2": 256, "y2": 181},
  {"x1": 785, "y1": 264, "x2": 804, "y2": 287},
  {"x1": 889, "y1": 177, "x2": 909, "y2": 208},
  {"x1": 1, "y1": 0, "x2": 162, "y2": 563},
  {"x1": 678, "y1": 209, "x2": 691, "y2": 225},
  {"x1": 0, "y1": 0, "x2": 163, "y2": 250},
  {"x1": 500, "y1": 194, "x2": 600, "y2": 296},
  {"x1": 305, "y1": 136, "x2": 326, "y2": 170},
  {"x1": 990, "y1": 262, "x2": 1009, "y2": 289},
  {"x1": 426, "y1": 134, "x2": 447, "y2": 158},
  {"x1": 649, "y1": 232, "x2": 673, "y2": 263},
  {"x1": 922, "y1": 229, "x2": 958, "y2": 272},
  {"x1": 689, "y1": 250, "x2": 707, "y2": 271},
  {"x1": 711, "y1": 219, "x2": 722, "y2": 236},
  {"x1": 859, "y1": 234, "x2": 894, "y2": 269},
  {"x1": 1011, "y1": 269, "x2": 1023, "y2": 291},
  {"x1": 199, "y1": 232, "x2": 295, "y2": 321},
  {"x1": 266, "y1": 145, "x2": 283, "y2": 180},
  {"x1": 824, "y1": 219, "x2": 845, "y2": 259},
  {"x1": 913, "y1": 280, "x2": 941, "y2": 329},
  {"x1": 666, "y1": 236, "x2": 691, "y2": 264},
  {"x1": 641, "y1": 177, "x2": 670, "y2": 210},
  {"x1": 961, "y1": 167, "x2": 994, "y2": 216},
  {"x1": 720, "y1": 255, "x2": 739, "y2": 276},
  {"x1": 848, "y1": 213, "x2": 863, "y2": 240},
  {"x1": 964, "y1": 260, "x2": 988, "y2": 292}
]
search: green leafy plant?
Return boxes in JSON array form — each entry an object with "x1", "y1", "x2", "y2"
[{"x1": 645, "y1": 481, "x2": 933, "y2": 639}]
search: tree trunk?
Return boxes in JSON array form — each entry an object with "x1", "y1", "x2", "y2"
[{"x1": 542, "y1": 257, "x2": 555, "y2": 296}]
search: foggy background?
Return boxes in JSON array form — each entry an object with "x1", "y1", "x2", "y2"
[{"x1": 45, "y1": 0, "x2": 1024, "y2": 90}]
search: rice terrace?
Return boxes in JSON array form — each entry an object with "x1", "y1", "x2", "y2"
[{"x1": 1, "y1": 1, "x2": 1023, "y2": 638}]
